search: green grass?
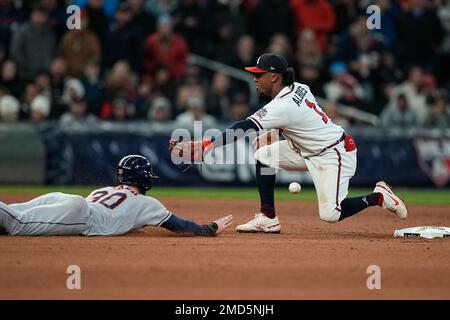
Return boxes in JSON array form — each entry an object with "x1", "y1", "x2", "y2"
[{"x1": 0, "y1": 185, "x2": 449, "y2": 205}]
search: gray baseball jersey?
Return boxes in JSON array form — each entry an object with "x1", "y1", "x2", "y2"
[
  {"x1": 85, "y1": 186, "x2": 172, "y2": 236},
  {"x1": 0, "y1": 186, "x2": 172, "y2": 236}
]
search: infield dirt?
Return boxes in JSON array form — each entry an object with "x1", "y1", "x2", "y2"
[{"x1": 1, "y1": 194, "x2": 449, "y2": 299}]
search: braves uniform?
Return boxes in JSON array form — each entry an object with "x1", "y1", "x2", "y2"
[
  {"x1": 248, "y1": 82, "x2": 356, "y2": 222},
  {"x1": 0, "y1": 185, "x2": 172, "y2": 236}
]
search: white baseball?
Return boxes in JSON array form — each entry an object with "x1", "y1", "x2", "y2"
[{"x1": 289, "y1": 182, "x2": 301, "y2": 194}]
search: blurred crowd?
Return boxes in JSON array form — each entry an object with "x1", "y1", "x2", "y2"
[{"x1": 0, "y1": 0, "x2": 450, "y2": 130}]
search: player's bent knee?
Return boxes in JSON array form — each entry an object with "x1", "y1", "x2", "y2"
[{"x1": 254, "y1": 146, "x2": 273, "y2": 167}]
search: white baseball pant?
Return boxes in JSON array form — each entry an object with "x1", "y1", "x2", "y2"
[{"x1": 255, "y1": 140, "x2": 357, "y2": 222}]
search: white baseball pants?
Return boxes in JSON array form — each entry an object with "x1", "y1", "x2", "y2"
[{"x1": 255, "y1": 140, "x2": 357, "y2": 222}]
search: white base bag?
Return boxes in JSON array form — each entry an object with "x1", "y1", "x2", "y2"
[{"x1": 394, "y1": 226, "x2": 450, "y2": 239}]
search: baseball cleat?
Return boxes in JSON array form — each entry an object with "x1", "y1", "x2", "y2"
[
  {"x1": 235, "y1": 213, "x2": 281, "y2": 233},
  {"x1": 373, "y1": 181, "x2": 408, "y2": 219}
]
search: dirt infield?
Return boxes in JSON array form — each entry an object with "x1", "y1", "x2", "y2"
[{"x1": 1, "y1": 194, "x2": 449, "y2": 300}]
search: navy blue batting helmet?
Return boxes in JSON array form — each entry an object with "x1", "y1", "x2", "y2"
[{"x1": 117, "y1": 155, "x2": 159, "y2": 193}]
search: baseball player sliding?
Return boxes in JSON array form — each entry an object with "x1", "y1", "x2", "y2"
[
  {"x1": 0, "y1": 155, "x2": 233, "y2": 236},
  {"x1": 170, "y1": 53, "x2": 407, "y2": 233}
]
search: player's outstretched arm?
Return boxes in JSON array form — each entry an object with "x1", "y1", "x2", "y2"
[
  {"x1": 169, "y1": 119, "x2": 260, "y2": 162},
  {"x1": 160, "y1": 213, "x2": 233, "y2": 236}
]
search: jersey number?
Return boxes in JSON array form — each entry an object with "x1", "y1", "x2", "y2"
[
  {"x1": 89, "y1": 191, "x2": 127, "y2": 210},
  {"x1": 305, "y1": 99, "x2": 328, "y2": 124}
]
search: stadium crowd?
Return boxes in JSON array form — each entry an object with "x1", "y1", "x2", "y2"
[{"x1": 0, "y1": 0, "x2": 449, "y2": 129}]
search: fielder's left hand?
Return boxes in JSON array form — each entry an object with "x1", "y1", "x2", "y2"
[{"x1": 169, "y1": 139, "x2": 214, "y2": 162}]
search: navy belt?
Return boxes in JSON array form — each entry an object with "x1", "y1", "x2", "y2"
[{"x1": 320, "y1": 132, "x2": 345, "y2": 154}]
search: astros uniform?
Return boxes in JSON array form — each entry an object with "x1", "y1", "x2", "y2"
[
  {"x1": 248, "y1": 82, "x2": 357, "y2": 222},
  {"x1": 0, "y1": 185, "x2": 172, "y2": 236}
]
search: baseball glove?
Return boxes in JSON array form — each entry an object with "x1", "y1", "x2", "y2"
[{"x1": 169, "y1": 139, "x2": 214, "y2": 162}]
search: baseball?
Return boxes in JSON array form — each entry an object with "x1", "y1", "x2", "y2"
[{"x1": 289, "y1": 182, "x2": 301, "y2": 194}]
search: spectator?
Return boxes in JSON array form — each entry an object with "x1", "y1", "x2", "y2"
[
  {"x1": 106, "y1": 2, "x2": 144, "y2": 72},
  {"x1": 128, "y1": 0, "x2": 157, "y2": 37},
  {"x1": 436, "y1": 0, "x2": 450, "y2": 88},
  {"x1": 144, "y1": 0, "x2": 178, "y2": 17},
  {"x1": 150, "y1": 64, "x2": 177, "y2": 102},
  {"x1": 175, "y1": 96, "x2": 216, "y2": 128},
  {"x1": 334, "y1": 13, "x2": 384, "y2": 86},
  {"x1": 59, "y1": 95, "x2": 98, "y2": 126},
  {"x1": 33, "y1": 70, "x2": 52, "y2": 98},
  {"x1": 396, "y1": 0, "x2": 444, "y2": 69},
  {"x1": 372, "y1": 50, "x2": 404, "y2": 113},
  {"x1": 249, "y1": 0, "x2": 296, "y2": 49},
  {"x1": 108, "y1": 98, "x2": 134, "y2": 121},
  {"x1": 298, "y1": 63, "x2": 325, "y2": 97},
  {"x1": 30, "y1": 95, "x2": 51, "y2": 123},
  {"x1": 207, "y1": 1, "x2": 247, "y2": 62},
  {"x1": 0, "y1": 0, "x2": 24, "y2": 55},
  {"x1": 59, "y1": 9, "x2": 101, "y2": 77},
  {"x1": 336, "y1": 74, "x2": 374, "y2": 114},
  {"x1": 324, "y1": 61, "x2": 364, "y2": 102},
  {"x1": 75, "y1": 0, "x2": 110, "y2": 54},
  {"x1": 175, "y1": 82, "x2": 205, "y2": 115},
  {"x1": 10, "y1": 4, "x2": 56, "y2": 81},
  {"x1": 296, "y1": 28, "x2": 323, "y2": 72},
  {"x1": 40, "y1": 0, "x2": 66, "y2": 41},
  {"x1": 147, "y1": 96, "x2": 172, "y2": 122},
  {"x1": 206, "y1": 72, "x2": 232, "y2": 119},
  {"x1": 80, "y1": 61, "x2": 104, "y2": 117},
  {"x1": 0, "y1": 94, "x2": 19, "y2": 122},
  {"x1": 290, "y1": 0, "x2": 336, "y2": 52},
  {"x1": 390, "y1": 66, "x2": 429, "y2": 125},
  {"x1": 172, "y1": 0, "x2": 207, "y2": 55},
  {"x1": 322, "y1": 100, "x2": 349, "y2": 129},
  {"x1": 227, "y1": 34, "x2": 257, "y2": 95},
  {"x1": 227, "y1": 35, "x2": 257, "y2": 70},
  {"x1": 48, "y1": 57, "x2": 68, "y2": 118},
  {"x1": 104, "y1": 60, "x2": 137, "y2": 102},
  {"x1": 425, "y1": 91, "x2": 450, "y2": 130},
  {"x1": 20, "y1": 82, "x2": 38, "y2": 119},
  {"x1": 296, "y1": 30, "x2": 325, "y2": 96},
  {"x1": 371, "y1": 0, "x2": 400, "y2": 49},
  {"x1": 228, "y1": 93, "x2": 251, "y2": 122},
  {"x1": 133, "y1": 80, "x2": 153, "y2": 118},
  {"x1": 0, "y1": 59, "x2": 21, "y2": 97},
  {"x1": 268, "y1": 33, "x2": 297, "y2": 70},
  {"x1": 380, "y1": 93, "x2": 418, "y2": 128},
  {"x1": 144, "y1": 14, "x2": 189, "y2": 82},
  {"x1": 62, "y1": 78, "x2": 85, "y2": 106},
  {"x1": 330, "y1": 0, "x2": 358, "y2": 35}
]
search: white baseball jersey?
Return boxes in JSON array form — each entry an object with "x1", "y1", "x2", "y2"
[
  {"x1": 248, "y1": 82, "x2": 344, "y2": 158},
  {"x1": 250, "y1": 82, "x2": 357, "y2": 223},
  {"x1": 85, "y1": 186, "x2": 172, "y2": 236}
]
